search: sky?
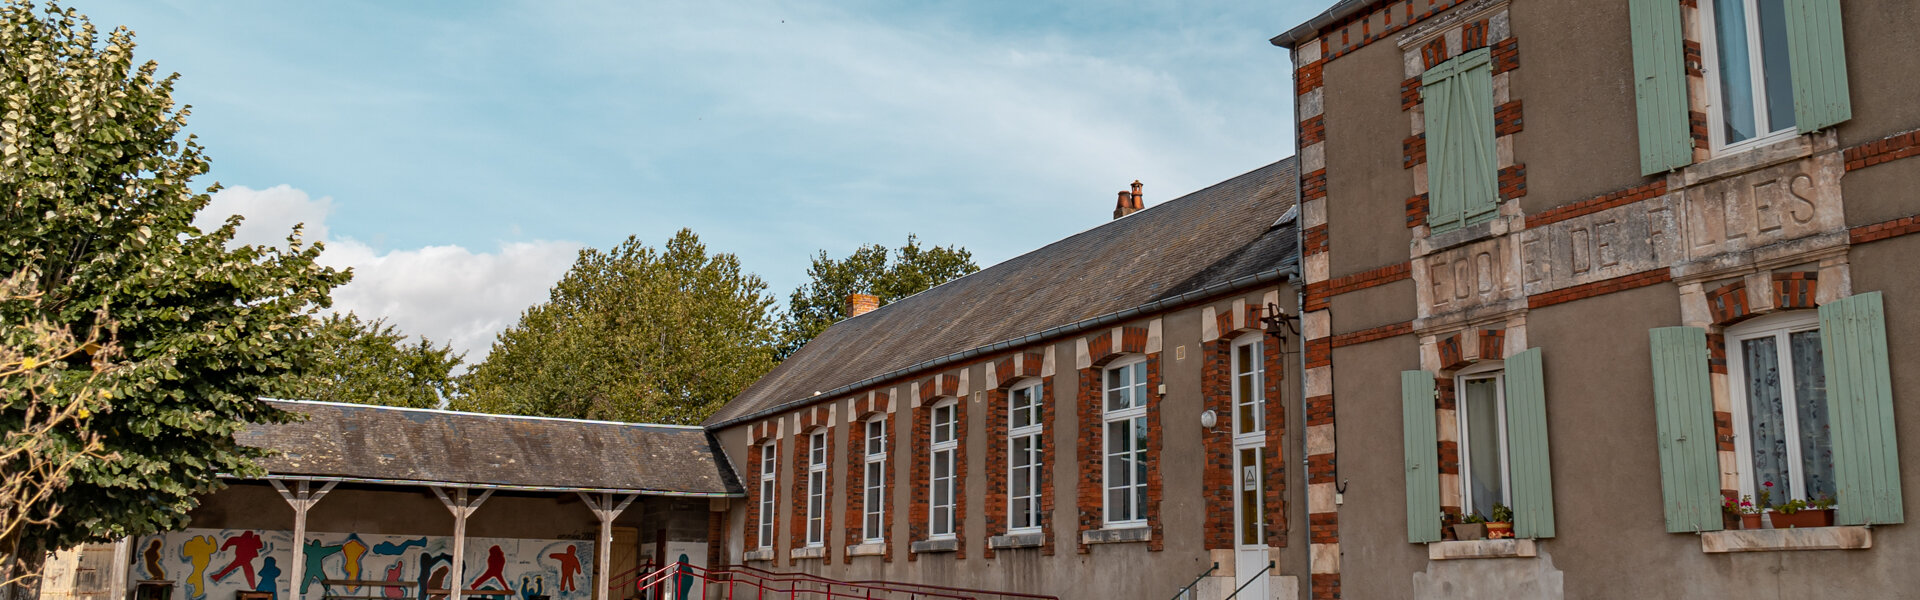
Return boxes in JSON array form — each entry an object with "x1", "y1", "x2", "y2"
[{"x1": 76, "y1": 0, "x2": 1324, "y2": 361}]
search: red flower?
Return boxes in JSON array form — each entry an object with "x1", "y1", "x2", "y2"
[{"x1": 1764, "y1": 481, "x2": 1774, "y2": 488}]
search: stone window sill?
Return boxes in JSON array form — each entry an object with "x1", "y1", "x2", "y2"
[
  {"x1": 909, "y1": 538, "x2": 958, "y2": 554},
  {"x1": 1427, "y1": 539, "x2": 1537, "y2": 560},
  {"x1": 1700, "y1": 526, "x2": 1872, "y2": 553},
  {"x1": 791, "y1": 546, "x2": 825, "y2": 560},
  {"x1": 988, "y1": 531, "x2": 1046, "y2": 549},
  {"x1": 1080, "y1": 526, "x2": 1151, "y2": 546},
  {"x1": 742, "y1": 549, "x2": 773, "y2": 562},
  {"x1": 846, "y1": 542, "x2": 886, "y2": 557}
]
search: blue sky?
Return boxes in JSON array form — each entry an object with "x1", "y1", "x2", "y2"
[{"x1": 77, "y1": 0, "x2": 1323, "y2": 359}]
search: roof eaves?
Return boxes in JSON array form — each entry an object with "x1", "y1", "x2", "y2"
[{"x1": 1271, "y1": 0, "x2": 1379, "y2": 48}]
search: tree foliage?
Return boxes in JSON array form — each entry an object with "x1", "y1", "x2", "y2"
[
  {"x1": 0, "y1": 0, "x2": 346, "y2": 557},
  {"x1": 272, "y1": 313, "x2": 463, "y2": 409},
  {"x1": 776, "y1": 234, "x2": 977, "y2": 359},
  {"x1": 456, "y1": 230, "x2": 778, "y2": 425}
]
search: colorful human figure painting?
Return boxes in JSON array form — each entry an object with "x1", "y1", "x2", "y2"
[{"x1": 134, "y1": 529, "x2": 593, "y2": 600}]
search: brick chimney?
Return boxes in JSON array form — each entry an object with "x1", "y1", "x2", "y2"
[
  {"x1": 845, "y1": 293, "x2": 880, "y2": 318},
  {"x1": 1113, "y1": 181, "x2": 1144, "y2": 219}
]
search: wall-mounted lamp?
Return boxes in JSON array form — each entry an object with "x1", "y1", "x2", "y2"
[{"x1": 1199, "y1": 409, "x2": 1218, "y2": 429}]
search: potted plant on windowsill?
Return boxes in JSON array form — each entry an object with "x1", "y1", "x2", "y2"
[
  {"x1": 1770, "y1": 495, "x2": 1837, "y2": 529},
  {"x1": 1485, "y1": 504, "x2": 1514, "y2": 540},
  {"x1": 1450, "y1": 511, "x2": 1487, "y2": 541},
  {"x1": 1724, "y1": 495, "x2": 1763, "y2": 530}
]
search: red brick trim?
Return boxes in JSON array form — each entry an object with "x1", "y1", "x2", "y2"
[
  {"x1": 1311, "y1": 574, "x2": 1341, "y2": 600},
  {"x1": 1301, "y1": 115, "x2": 1326, "y2": 146},
  {"x1": 1461, "y1": 18, "x2": 1489, "y2": 52},
  {"x1": 1773, "y1": 272, "x2": 1818, "y2": 309},
  {"x1": 1524, "y1": 180, "x2": 1667, "y2": 228},
  {"x1": 1491, "y1": 38, "x2": 1519, "y2": 74},
  {"x1": 983, "y1": 372, "x2": 1056, "y2": 559},
  {"x1": 1438, "y1": 333, "x2": 1467, "y2": 371},
  {"x1": 1420, "y1": 37, "x2": 1450, "y2": 69},
  {"x1": 1305, "y1": 336, "x2": 1331, "y2": 369},
  {"x1": 1303, "y1": 224, "x2": 1330, "y2": 257},
  {"x1": 1714, "y1": 410, "x2": 1736, "y2": 452},
  {"x1": 1498, "y1": 164, "x2": 1527, "y2": 200},
  {"x1": 790, "y1": 424, "x2": 834, "y2": 560},
  {"x1": 1526, "y1": 268, "x2": 1672, "y2": 309},
  {"x1": 1407, "y1": 194, "x2": 1429, "y2": 228},
  {"x1": 1850, "y1": 214, "x2": 1920, "y2": 244},
  {"x1": 1706, "y1": 280, "x2": 1752, "y2": 326},
  {"x1": 1201, "y1": 339, "x2": 1234, "y2": 551},
  {"x1": 1262, "y1": 338, "x2": 1288, "y2": 546},
  {"x1": 1478, "y1": 329, "x2": 1506, "y2": 360},
  {"x1": 1403, "y1": 133, "x2": 1427, "y2": 169},
  {"x1": 1296, "y1": 59, "x2": 1325, "y2": 95},
  {"x1": 1843, "y1": 129, "x2": 1920, "y2": 171},
  {"x1": 1302, "y1": 169, "x2": 1328, "y2": 202},
  {"x1": 844, "y1": 394, "x2": 897, "y2": 562},
  {"x1": 909, "y1": 394, "x2": 967, "y2": 560},
  {"x1": 1401, "y1": 77, "x2": 1422, "y2": 111},
  {"x1": 1438, "y1": 439, "x2": 1460, "y2": 476},
  {"x1": 1305, "y1": 394, "x2": 1333, "y2": 427},
  {"x1": 1309, "y1": 511, "x2": 1339, "y2": 544},
  {"x1": 1707, "y1": 332, "x2": 1727, "y2": 375},
  {"x1": 1329, "y1": 321, "x2": 1415, "y2": 349},
  {"x1": 1074, "y1": 353, "x2": 1164, "y2": 553},
  {"x1": 744, "y1": 443, "x2": 767, "y2": 552},
  {"x1": 1690, "y1": 110, "x2": 1709, "y2": 151},
  {"x1": 1493, "y1": 100, "x2": 1523, "y2": 136}
]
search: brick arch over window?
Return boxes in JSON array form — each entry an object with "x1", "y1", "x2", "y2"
[
  {"x1": 790, "y1": 406, "x2": 834, "y2": 562},
  {"x1": 1076, "y1": 324, "x2": 1164, "y2": 553},
  {"x1": 983, "y1": 350, "x2": 1055, "y2": 558},
  {"x1": 1201, "y1": 326, "x2": 1289, "y2": 550},
  {"x1": 743, "y1": 421, "x2": 777, "y2": 554},
  {"x1": 1432, "y1": 327, "x2": 1510, "y2": 518},
  {"x1": 843, "y1": 391, "x2": 896, "y2": 562},
  {"x1": 909, "y1": 372, "x2": 966, "y2": 561}
]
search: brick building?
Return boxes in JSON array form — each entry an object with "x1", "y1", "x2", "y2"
[{"x1": 1269, "y1": 0, "x2": 1920, "y2": 598}]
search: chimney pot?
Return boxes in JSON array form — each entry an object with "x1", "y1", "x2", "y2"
[
  {"x1": 1113, "y1": 182, "x2": 1145, "y2": 219},
  {"x1": 845, "y1": 293, "x2": 880, "y2": 318}
]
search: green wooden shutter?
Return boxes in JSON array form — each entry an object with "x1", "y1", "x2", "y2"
[
  {"x1": 1504, "y1": 348, "x2": 1555, "y2": 539},
  {"x1": 1819, "y1": 292, "x2": 1903, "y2": 525},
  {"x1": 1648, "y1": 327, "x2": 1723, "y2": 532},
  {"x1": 1629, "y1": 0, "x2": 1692, "y2": 175},
  {"x1": 1423, "y1": 48, "x2": 1495, "y2": 233},
  {"x1": 1402, "y1": 370, "x2": 1441, "y2": 543},
  {"x1": 1785, "y1": 0, "x2": 1852, "y2": 132}
]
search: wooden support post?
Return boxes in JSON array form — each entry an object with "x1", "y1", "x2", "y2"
[
  {"x1": 577, "y1": 493, "x2": 637, "y2": 600},
  {"x1": 271, "y1": 480, "x2": 338, "y2": 600},
  {"x1": 432, "y1": 488, "x2": 493, "y2": 600},
  {"x1": 109, "y1": 537, "x2": 130, "y2": 600}
]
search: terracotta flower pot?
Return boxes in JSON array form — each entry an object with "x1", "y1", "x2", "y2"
[
  {"x1": 1450, "y1": 523, "x2": 1487, "y2": 541},
  {"x1": 1739, "y1": 513, "x2": 1763, "y2": 530},
  {"x1": 1770, "y1": 509, "x2": 1835, "y2": 529},
  {"x1": 1486, "y1": 522, "x2": 1514, "y2": 539}
]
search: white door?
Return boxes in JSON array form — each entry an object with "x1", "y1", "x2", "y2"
[{"x1": 1233, "y1": 447, "x2": 1269, "y2": 600}]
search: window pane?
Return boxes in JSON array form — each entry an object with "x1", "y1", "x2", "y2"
[
  {"x1": 1714, "y1": 0, "x2": 1759, "y2": 143},
  {"x1": 1463, "y1": 377, "x2": 1505, "y2": 518},
  {"x1": 1791, "y1": 330, "x2": 1835, "y2": 500},
  {"x1": 1238, "y1": 372, "x2": 1258, "y2": 433},
  {"x1": 1743, "y1": 336, "x2": 1792, "y2": 496},
  {"x1": 1756, "y1": 0, "x2": 1794, "y2": 133},
  {"x1": 1240, "y1": 448, "x2": 1262, "y2": 546},
  {"x1": 1106, "y1": 368, "x2": 1129, "y2": 412},
  {"x1": 934, "y1": 505, "x2": 950, "y2": 535},
  {"x1": 1109, "y1": 488, "x2": 1130, "y2": 522}
]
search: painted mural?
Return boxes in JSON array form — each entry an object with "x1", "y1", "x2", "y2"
[{"x1": 134, "y1": 529, "x2": 593, "y2": 600}]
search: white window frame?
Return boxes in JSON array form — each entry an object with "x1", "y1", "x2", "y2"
[
  {"x1": 1102, "y1": 356, "x2": 1151, "y2": 527},
  {"x1": 1726, "y1": 310, "x2": 1827, "y2": 503},
  {"x1": 758, "y1": 441, "x2": 777, "y2": 549},
  {"x1": 806, "y1": 430, "x2": 828, "y2": 547},
  {"x1": 928, "y1": 399, "x2": 959, "y2": 539},
  {"x1": 1454, "y1": 361, "x2": 1511, "y2": 519},
  {"x1": 1007, "y1": 379, "x2": 1045, "y2": 534},
  {"x1": 1698, "y1": 0, "x2": 1798, "y2": 155},
  {"x1": 1231, "y1": 335, "x2": 1267, "y2": 442},
  {"x1": 862, "y1": 417, "x2": 887, "y2": 542}
]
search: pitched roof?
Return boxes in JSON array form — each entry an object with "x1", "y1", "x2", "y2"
[
  {"x1": 706, "y1": 157, "x2": 1299, "y2": 427},
  {"x1": 241, "y1": 400, "x2": 742, "y2": 496}
]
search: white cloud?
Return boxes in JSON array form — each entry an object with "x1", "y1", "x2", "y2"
[{"x1": 198, "y1": 186, "x2": 579, "y2": 361}]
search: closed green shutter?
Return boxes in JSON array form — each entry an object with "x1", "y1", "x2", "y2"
[
  {"x1": 1504, "y1": 348, "x2": 1555, "y2": 539},
  {"x1": 1819, "y1": 292, "x2": 1902, "y2": 525},
  {"x1": 1648, "y1": 327, "x2": 1723, "y2": 532},
  {"x1": 1423, "y1": 48, "x2": 1496, "y2": 233},
  {"x1": 1629, "y1": 0, "x2": 1693, "y2": 175},
  {"x1": 1402, "y1": 370, "x2": 1441, "y2": 543},
  {"x1": 1785, "y1": 0, "x2": 1852, "y2": 132}
]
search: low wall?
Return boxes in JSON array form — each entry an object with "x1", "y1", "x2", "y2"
[{"x1": 132, "y1": 529, "x2": 594, "y2": 600}]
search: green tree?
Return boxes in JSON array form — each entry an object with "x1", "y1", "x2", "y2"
[
  {"x1": 273, "y1": 313, "x2": 464, "y2": 409},
  {"x1": 0, "y1": 0, "x2": 347, "y2": 563},
  {"x1": 457, "y1": 229, "x2": 778, "y2": 425},
  {"x1": 777, "y1": 234, "x2": 977, "y2": 359}
]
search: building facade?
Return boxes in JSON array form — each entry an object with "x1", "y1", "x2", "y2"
[{"x1": 1270, "y1": 0, "x2": 1920, "y2": 598}]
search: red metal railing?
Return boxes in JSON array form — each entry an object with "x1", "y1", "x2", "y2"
[{"x1": 627, "y1": 562, "x2": 1056, "y2": 600}]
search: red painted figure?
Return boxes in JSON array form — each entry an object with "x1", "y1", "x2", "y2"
[
  {"x1": 546, "y1": 546, "x2": 581, "y2": 593},
  {"x1": 212, "y1": 532, "x2": 265, "y2": 588},
  {"x1": 470, "y1": 546, "x2": 513, "y2": 592}
]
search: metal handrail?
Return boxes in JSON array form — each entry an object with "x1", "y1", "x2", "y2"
[
  {"x1": 1166, "y1": 562, "x2": 1218, "y2": 600},
  {"x1": 1221, "y1": 562, "x2": 1274, "y2": 600},
  {"x1": 719, "y1": 563, "x2": 1058, "y2": 600}
]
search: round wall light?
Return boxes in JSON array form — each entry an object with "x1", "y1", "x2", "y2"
[{"x1": 1199, "y1": 409, "x2": 1218, "y2": 429}]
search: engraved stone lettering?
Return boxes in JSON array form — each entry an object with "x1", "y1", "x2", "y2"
[
  {"x1": 1788, "y1": 174, "x2": 1817, "y2": 224},
  {"x1": 1752, "y1": 179, "x2": 1783, "y2": 234},
  {"x1": 1569, "y1": 226, "x2": 1591, "y2": 275}
]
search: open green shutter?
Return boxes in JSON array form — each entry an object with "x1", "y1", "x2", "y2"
[
  {"x1": 1648, "y1": 327, "x2": 1723, "y2": 532},
  {"x1": 1402, "y1": 370, "x2": 1441, "y2": 543},
  {"x1": 1820, "y1": 292, "x2": 1903, "y2": 525},
  {"x1": 1504, "y1": 348, "x2": 1555, "y2": 539},
  {"x1": 1786, "y1": 0, "x2": 1852, "y2": 132},
  {"x1": 1629, "y1": 0, "x2": 1693, "y2": 175},
  {"x1": 1423, "y1": 48, "x2": 1495, "y2": 232}
]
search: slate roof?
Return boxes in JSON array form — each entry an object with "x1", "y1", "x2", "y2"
[
  {"x1": 241, "y1": 400, "x2": 742, "y2": 496},
  {"x1": 706, "y1": 157, "x2": 1299, "y2": 427}
]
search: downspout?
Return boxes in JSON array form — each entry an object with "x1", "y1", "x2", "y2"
[{"x1": 1287, "y1": 42, "x2": 1315, "y2": 572}]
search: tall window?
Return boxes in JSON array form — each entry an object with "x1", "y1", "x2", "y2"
[
  {"x1": 863, "y1": 418, "x2": 887, "y2": 542},
  {"x1": 806, "y1": 431, "x2": 827, "y2": 546},
  {"x1": 1703, "y1": 0, "x2": 1795, "y2": 149},
  {"x1": 929, "y1": 400, "x2": 958, "y2": 538},
  {"x1": 1729, "y1": 312, "x2": 1833, "y2": 503},
  {"x1": 1457, "y1": 365, "x2": 1510, "y2": 520},
  {"x1": 1103, "y1": 358, "x2": 1150, "y2": 526},
  {"x1": 1233, "y1": 338, "x2": 1266, "y2": 436},
  {"x1": 1422, "y1": 47, "x2": 1497, "y2": 233},
  {"x1": 1008, "y1": 380, "x2": 1044, "y2": 533},
  {"x1": 758, "y1": 441, "x2": 776, "y2": 548}
]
